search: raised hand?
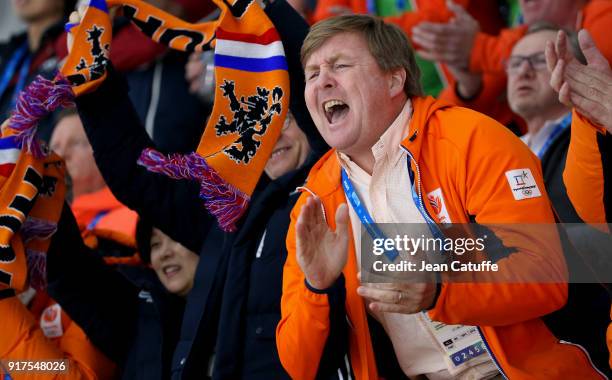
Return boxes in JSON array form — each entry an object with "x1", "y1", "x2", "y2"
[
  {"x1": 546, "y1": 30, "x2": 612, "y2": 132},
  {"x1": 295, "y1": 196, "x2": 349, "y2": 290},
  {"x1": 66, "y1": 7, "x2": 87, "y2": 54},
  {"x1": 411, "y1": 0, "x2": 479, "y2": 70}
]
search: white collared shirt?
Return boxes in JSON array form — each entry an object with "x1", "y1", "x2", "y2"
[{"x1": 521, "y1": 112, "x2": 571, "y2": 157}]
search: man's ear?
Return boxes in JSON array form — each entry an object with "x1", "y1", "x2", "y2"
[{"x1": 389, "y1": 67, "x2": 407, "y2": 97}]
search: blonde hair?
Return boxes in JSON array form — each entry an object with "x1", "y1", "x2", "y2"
[{"x1": 301, "y1": 15, "x2": 423, "y2": 97}]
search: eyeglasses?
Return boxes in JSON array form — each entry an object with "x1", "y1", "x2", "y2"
[{"x1": 504, "y1": 52, "x2": 547, "y2": 74}]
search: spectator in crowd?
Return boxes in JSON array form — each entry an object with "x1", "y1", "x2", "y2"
[
  {"x1": 410, "y1": 0, "x2": 612, "y2": 133},
  {"x1": 547, "y1": 29, "x2": 612, "y2": 224},
  {"x1": 506, "y1": 24, "x2": 611, "y2": 376},
  {"x1": 506, "y1": 24, "x2": 582, "y2": 221},
  {"x1": 0, "y1": 0, "x2": 77, "y2": 141},
  {"x1": 62, "y1": 1, "x2": 339, "y2": 378},
  {"x1": 50, "y1": 109, "x2": 106, "y2": 201},
  {"x1": 211, "y1": 105, "x2": 339, "y2": 379},
  {"x1": 276, "y1": 14, "x2": 603, "y2": 379},
  {"x1": 50, "y1": 109, "x2": 140, "y2": 264},
  {"x1": 547, "y1": 28, "x2": 612, "y2": 371},
  {"x1": 45, "y1": 204, "x2": 198, "y2": 380},
  {"x1": 1, "y1": 283, "x2": 118, "y2": 380}
]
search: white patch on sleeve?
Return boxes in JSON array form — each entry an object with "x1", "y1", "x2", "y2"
[
  {"x1": 505, "y1": 168, "x2": 542, "y2": 200},
  {"x1": 40, "y1": 303, "x2": 63, "y2": 338}
]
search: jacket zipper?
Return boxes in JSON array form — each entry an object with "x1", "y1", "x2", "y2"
[
  {"x1": 401, "y1": 145, "x2": 508, "y2": 379},
  {"x1": 400, "y1": 146, "x2": 436, "y2": 224},
  {"x1": 296, "y1": 185, "x2": 328, "y2": 223},
  {"x1": 477, "y1": 327, "x2": 508, "y2": 379},
  {"x1": 559, "y1": 340, "x2": 608, "y2": 379}
]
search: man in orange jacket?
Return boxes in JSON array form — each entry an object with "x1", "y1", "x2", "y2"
[
  {"x1": 276, "y1": 14, "x2": 607, "y2": 379},
  {"x1": 547, "y1": 28, "x2": 612, "y2": 369}
]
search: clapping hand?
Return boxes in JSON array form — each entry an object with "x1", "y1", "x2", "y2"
[
  {"x1": 296, "y1": 197, "x2": 350, "y2": 290},
  {"x1": 546, "y1": 30, "x2": 612, "y2": 133}
]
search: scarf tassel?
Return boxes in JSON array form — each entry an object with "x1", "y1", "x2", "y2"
[
  {"x1": 26, "y1": 249, "x2": 47, "y2": 291},
  {"x1": 137, "y1": 148, "x2": 249, "y2": 232},
  {"x1": 8, "y1": 74, "x2": 75, "y2": 158}
]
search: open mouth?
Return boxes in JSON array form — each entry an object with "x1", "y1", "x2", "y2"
[
  {"x1": 323, "y1": 99, "x2": 349, "y2": 124},
  {"x1": 271, "y1": 146, "x2": 290, "y2": 159},
  {"x1": 163, "y1": 265, "x2": 181, "y2": 278},
  {"x1": 516, "y1": 84, "x2": 533, "y2": 93}
]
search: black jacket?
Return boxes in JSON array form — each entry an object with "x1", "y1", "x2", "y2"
[
  {"x1": 75, "y1": 65, "x2": 232, "y2": 379},
  {"x1": 47, "y1": 203, "x2": 185, "y2": 380},
  {"x1": 0, "y1": 21, "x2": 65, "y2": 141},
  {"x1": 124, "y1": 49, "x2": 210, "y2": 154}
]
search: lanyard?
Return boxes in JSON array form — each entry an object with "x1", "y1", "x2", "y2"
[
  {"x1": 535, "y1": 113, "x2": 572, "y2": 159},
  {"x1": 405, "y1": 157, "x2": 447, "y2": 243},
  {"x1": 0, "y1": 42, "x2": 32, "y2": 109},
  {"x1": 341, "y1": 168, "x2": 399, "y2": 261}
]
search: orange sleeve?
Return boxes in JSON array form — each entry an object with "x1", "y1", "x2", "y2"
[
  {"x1": 384, "y1": 0, "x2": 463, "y2": 40},
  {"x1": 0, "y1": 297, "x2": 115, "y2": 380},
  {"x1": 438, "y1": 71, "x2": 517, "y2": 126},
  {"x1": 276, "y1": 194, "x2": 334, "y2": 380},
  {"x1": 311, "y1": 0, "x2": 367, "y2": 24},
  {"x1": 469, "y1": 26, "x2": 527, "y2": 74},
  {"x1": 429, "y1": 113, "x2": 567, "y2": 326},
  {"x1": 563, "y1": 110, "x2": 609, "y2": 224},
  {"x1": 582, "y1": 0, "x2": 612, "y2": 65},
  {"x1": 56, "y1": 314, "x2": 118, "y2": 380}
]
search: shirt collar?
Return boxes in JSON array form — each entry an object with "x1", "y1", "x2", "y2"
[
  {"x1": 337, "y1": 99, "x2": 413, "y2": 178},
  {"x1": 522, "y1": 111, "x2": 570, "y2": 154}
]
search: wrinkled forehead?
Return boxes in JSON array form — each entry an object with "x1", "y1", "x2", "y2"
[
  {"x1": 512, "y1": 30, "x2": 557, "y2": 56},
  {"x1": 304, "y1": 31, "x2": 368, "y2": 67}
]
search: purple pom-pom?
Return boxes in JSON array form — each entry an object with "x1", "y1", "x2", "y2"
[
  {"x1": 137, "y1": 148, "x2": 250, "y2": 232},
  {"x1": 7, "y1": 74, "x2": 75, "y2": 158}
]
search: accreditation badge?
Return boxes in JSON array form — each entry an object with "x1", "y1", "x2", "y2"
[{"x1": 419, "y1": 312, "x2": 492, "y2": 375}]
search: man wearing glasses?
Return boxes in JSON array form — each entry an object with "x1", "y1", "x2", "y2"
[
  {"x1": 506, "y1": 23, "x2": 612, "y2": 376},
  {"x1": 506, "y1": 23, "x2": 584, "y2": 223}
]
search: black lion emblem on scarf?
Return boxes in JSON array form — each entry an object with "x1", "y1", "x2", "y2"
[{"x1": 214, "y1": 80, "x2": 283, "y2": 164}]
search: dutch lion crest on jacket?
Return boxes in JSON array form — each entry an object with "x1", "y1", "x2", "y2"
[{"x1": 214, "y1": 80, "x2": 283, "y2": 164}]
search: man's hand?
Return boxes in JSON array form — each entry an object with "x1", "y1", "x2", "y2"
[
  {"x1": 296, "y1": 197, "x2": 349, "y2": 290},
  {"x1": 411, "y1": 0, "x2": 479, "y2": 70},
  {"x1": 546, "y1": 30, "x2": 612, "y2": 133},
  {"x1": 357, "y1": 280, "x2": 437, "y2": 314}
]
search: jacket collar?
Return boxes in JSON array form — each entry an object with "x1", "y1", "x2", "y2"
[{"x1": 400, "y1": 96, "x2": 454, "y2": 162}]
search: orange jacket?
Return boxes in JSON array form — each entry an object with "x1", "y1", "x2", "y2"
[
  {"x1": 277, "y1": 96, "x2": 604, "y2": 379},
  {"x1": 469, "y1": 0, "x2": 612, "y2": 74},
  {"x1": 563, "y1": 110, "x2": 610, "y2": 225},
  {"x1": 0, "y1": 295, "x2": 117, "y2": 379},
  {"x1": 72, "y1": 187, "x2": 140, "y2": 265},
  {"x1": 564, "y1": 110, "x2": 612, "y2": 369}
]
